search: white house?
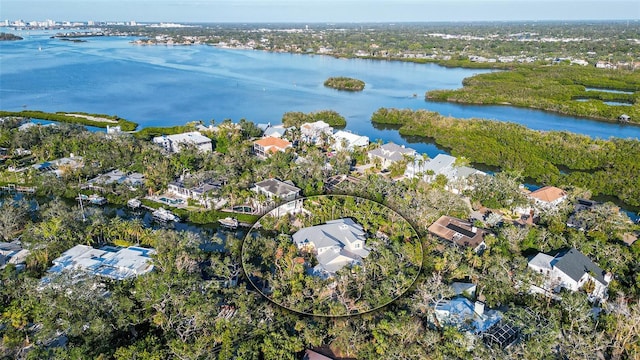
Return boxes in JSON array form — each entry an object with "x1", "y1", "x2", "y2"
[
  {"x1": 292, "y1": 218, "x2": 369, "y2": 277},
  {"x1": 367, "y1": 142, "x2": 417, "y2": 169},
  {"x1": 300, "y1": 121, "x2": 333, "y2": 145},
  {"x1": 332, "y1": 130, "x2": 369, "y2": 151},
  {"x1": 152, "y1": 131, "x2": 212, "y2": 153},
  {"x1": 47, "y1": 244, "x2": 155, "y2": 280},
  {"x1": 529, "y1": 186, "x2": 567, "y2": 207},
  {"x1": 405, "y1": 154, "x2": 485, "y2": 187},
  {"x1": 528, "y1": 247, "x2": 612, "y2": 301}
]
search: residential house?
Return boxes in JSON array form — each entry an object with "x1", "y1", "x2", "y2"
[
  {"x1": 293, "y1": 218, "x2": 370, "y2": 278},
  {"x1": 32, "y1": 154, "x2": 84, "y2": 177},
  {"x1": 263, "y1": 125, "x2": 288, "y2": 138},
  {"x1": 428, "y1": 215, "x2": 487, "y2": 253},
  {"x1": 253, "y1": 136, "x2": 293, "y2": 158},
  {"x1": 152, "y1": 131, "x2": 212, "y2": 153},
  {"x1": 106, "y1": 125, "x2": 122, "y2": 134},
  {"x1": 433, "y1": 296, "x2": 502, "y2": 334},
  {"x1": 47, "y1": 244, "x2": 156, "y2": 280},
  {"x1": 300, "y1": 121, "x2": 333, "y2": 145},
  {"x1": 168, "y1": 177, "x2": 225, "y2": 208},
  {"x1": 566, "y1": 198, "x2": 598, "y2": 230},
  {"x1": 0, "y1": 242, "x2": 30, "y2": 271},
  {"x1": 451, "y1": 282, "x2": 477, "y2": 298},
  {"x1": 87, "y1": 169, "x2": 145, "y2": 188},
  {"x1": 405, "y1": 154, "x2": 485, "y2": 192},
  {"x1": 331, "y1": 130, "x2": 369, "y2": 151},
  {"x1": 528, "y1": 186, "x2": 567, "y2": 208},
  {"x1": 528, "y1": 247, "x2": 612, "y2": 301},
  {"x1": 252, "y1": 178, "x2": 302, "y2": 215},
  {"x1": 367, "y1": 142, "x2": 417, "y2": 170},
  {"x1": 303, "y1": 349, "x2": 338, "y2": 360}
]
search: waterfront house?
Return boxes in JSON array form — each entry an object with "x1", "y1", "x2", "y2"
[
  {"x1": 47, "y1": 244, "x2": 156, "y2": 280},
  {"x1": 367, "y1": 142, "x2": 417, "y2": 170},
  {"x1": 528, "y1": 186, "x2": 567, "y2": 208},
  {"x1": 332, "y1": 130, "x2": 369, "y2": 151},
  {"x1": 300, "y1": 121, "x2": 333, "y2": 145},
  {"x1": 87, "y1": 169, "x2": 145, "y2": 188},
  {"x1": 152, "y1": 131, "x2": 212, "y2": 153},
  {"x1": 528, "y1": 247, "x2": 611, "y2": 301},
  {"x1": 253, "y1": 136, "x2": 293, "y2": 158},
  {"x1": 252, "y1": 178, "x2": 302, "y2": 215},
  {"x1": 428, "y1": 215, "x2": 487, "y2": 253},
  {"x1": 167, "y1": 177, "x2": 224, "y2": 208},
  {"x1": 404, "y1": 154, "x2": 485, "y2": 192},
  {"x1": 32, "y1": 154, "x2": 84, "y2": 177},
  {"x1": 293, "y1": 218, "x2": 369, "y2": 278}
]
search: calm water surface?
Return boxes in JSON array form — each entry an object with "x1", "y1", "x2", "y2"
[{"x1": 2, "y1": 29, "x2": 640, "y2": 159}]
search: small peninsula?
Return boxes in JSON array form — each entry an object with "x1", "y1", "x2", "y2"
[
  {"x1": 324, "y1": 76, "x2": 365, "y2": 91},
  {"x1": 0, "y1": 33, "x2": 23, "y2": 41}
]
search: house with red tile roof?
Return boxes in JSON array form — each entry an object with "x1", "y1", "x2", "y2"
[{"x1": 253, "y1": 136, "x2": 293, "y2": 158}]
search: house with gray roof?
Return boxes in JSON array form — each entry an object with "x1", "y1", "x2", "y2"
[
  {"x1": 405, "y1": 154, "x2": 485, "y2": 192},
  {"x1": 367, "y1": 142, "x2": 417, "y2": 169},
  {"x1": 293, "y1": 218, "x2": 369, "y2": 277},
  {"x1": 87, "y1": 169, "x2": 145, "y2": 188},
  {"x1": 47, "y1": 244, "x2": 155, "y2": 280},
  {"x1": 0, "y1": 242, "x2": 29, "y2": 271},
  {"x1": 528, "y1": 247, "x2": 611, "y2": 301}
]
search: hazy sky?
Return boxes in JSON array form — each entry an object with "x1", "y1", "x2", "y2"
[{"x1": 1, "y1": 0, "x2": 638, "y2": 23}]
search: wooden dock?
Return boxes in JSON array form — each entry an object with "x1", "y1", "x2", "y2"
[{"x1": 0, "y1": 184, "x2": 36, "y2": 193}]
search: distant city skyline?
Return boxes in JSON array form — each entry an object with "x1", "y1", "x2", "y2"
[{"x1": 1, "y1": 0, "x2": 638, "y2": 23}]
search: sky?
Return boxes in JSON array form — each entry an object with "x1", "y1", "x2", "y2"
[{"x1": 1, "y1": 0, "x2": 638, "y2": 23}]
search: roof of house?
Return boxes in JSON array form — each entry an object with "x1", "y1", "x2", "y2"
[
  {"x1": 263, "y1": 126, "x2": 286, "y2": 138},
  {"x1": 428, "y1": 215, "x2": 486, "y2": 249},
  {"x1": 529, "y1": 186, "x2": 567, "y2": 203},
  {"x1": 48, "y1": 244, "x2": 155, "y2": 280},
  {"x1": 451, "y1": 282, "x2": 477, "y2": 297},
  {"x1": 293, "y1": 218, "x2": 369, "y2": 274},
  {"x1": 552, "y1": 247, "x2": 608, "y2": 285},
  {"x1": 528, "y1": 252, "x2": 555, "y2": 270},
  {"x1": 332, "y1": 130, "x2": 369, "y2": 146},
  {"x1": 254, "y1": 178, "x2": 300, "y2": 197},
  {"x1": 153, "y1": 131, "x2": 211, "y2": 145},
  {"x1": 303, "y1": 349, "x2": 336, "y2": 360},
  {"x1": 368, "y1": 142, "x2": 416, "y2": 162},
  {"x1": 254, "y1": 136, "x2": 292, "y2": 150},
  {"x1": 422, "y1": 154, "x2": 456, "y2": 174},
  {"x1": 434, "y1": 296, "x2": 502, "y2": 333}
]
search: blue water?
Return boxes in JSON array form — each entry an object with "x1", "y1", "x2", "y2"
[
  {"x1": 585, "y1": 87, "x2": 634, "y2": 94},
  {"x1": 2, "y1": 28, "x2": 640, "y2": 160}
]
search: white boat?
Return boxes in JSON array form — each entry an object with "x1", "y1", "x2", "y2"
[
  {"x1": 88, "y1": 194, "x2": 107, "y2": 205},
  {"x1": 127, "y1": 198, "x2": 141, "y2": 209},
  {"x1": 152, "y1": 207, "x2": 179, "y2": 222},
  {"x1": 218, "y1": 217, "x2": 238, "y2": 229}
]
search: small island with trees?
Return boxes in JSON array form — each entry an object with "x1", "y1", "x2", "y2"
[
  {"x1": 324, "y1": 77, "x2": 365, "y2": 92},
  {"x1": 0, "y1": 33, "x2": 23, "y2": 41},
  {"x1": 281, "y1": 110, "x2": 347, "y2": 128}
]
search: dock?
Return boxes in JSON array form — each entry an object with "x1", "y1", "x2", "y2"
[{"x1": 0, "y1": 184, "x2": 36, "y2": 193}]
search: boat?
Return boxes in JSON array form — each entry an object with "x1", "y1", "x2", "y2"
[
  {"x1": 218, "y1": 217, "x2": 238, "y2": 229},
  {"x1": 152, "y1": 207, "x2": 180, "y2": 222},
  {"x1": 88, "y1": 194, "x2": 107, "y2": 205},
  {"x1": 127, "y1": 198, "x2": 142, "y2": 209}
]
